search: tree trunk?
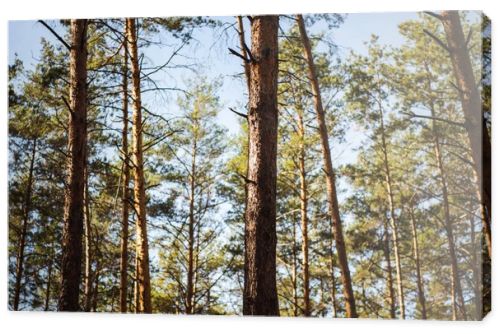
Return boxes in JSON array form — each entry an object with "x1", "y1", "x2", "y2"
[
  {"x1": 58, "y1": 19, "x2": 88, "y2": 311},
  {"x1": 426, "y1": 86, "x2": 467, "y2": 320},
  {"x1": 83, "y1": 165, "x2": 92, "y2": 312},
  {"x1": 13, "y1": 138, "x2": 37, "y2": 311},
  {"x1": 328, "y1": 230, "x2": 338, "y2": 317},
  {"x1": 297, "y1": 109, "x2": 310, "y2": 317},
  {"x1": 126, "y1": 18, "x2": 152, "y2": 313},
  {"x1": 440, "y1": 11, "x2": 491, "y2": 258},
  {"x1": 376, "y1": 96, "x2": 405, "y2": 319},
  {"x1": 120, "y1": 25, "x2": 130, "y2": 313},
  {"x1": 409, "y1": 203, "x2": 427, "y2": 319},
  {"x1": 296, "y1": 14, "x2": 357, "y2": 318},
  {"x1": 186, "y1": 139, "x2": 197, "y2": 314},
  {"x1": 237, "y1": 16, "x2": 251, "y2": 93},
  {"x1": 44, "y1": 259, "x2": 53, "y2": 311},
  {"x1": 292, "y1": 217, "x2": 298, "y2": 317},
  {"x1": 243, "y1": 15, "x2": 280, "y2": 316},
  {"x1": 383, "y1": 219, "x2": 396, "y2": 319}
]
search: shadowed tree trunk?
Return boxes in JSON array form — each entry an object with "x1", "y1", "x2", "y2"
[
  {"x1": 44, "y1": 259, "x2": 53, "y2": 311},
  {"x1": 409, "y1": 202, "x2": 427, "y2": 319},
  {"x1": 12, "y1": 138, "x2": 37, "y2": 311},
  {"x1": 440, "y1": 11, "x2": 491, "y2": 258},
  {"x1": 292, "y1": 218, "x2": 298, "y2": 316},
  {"x1": 243, "y1": 15, "x2": 280, "y2": 316},
  {"x1": 296, "y1": 14, "x2": 357, "y2": 318},
  {"x1": 119, "y1": 25, "x2": 130, "y2": 313},
  {"x1": 126, "y1": 17, "x2": 152, "y2": 314},
  {"x1": 58, "y1": 19, "x2": 88, "y2": 311}
]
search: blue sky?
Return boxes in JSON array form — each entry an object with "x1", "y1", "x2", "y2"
[{"x1": 8, "y1": 12, "x2": 417, "y2": 142}]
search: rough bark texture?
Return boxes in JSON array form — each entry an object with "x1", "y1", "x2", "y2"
[
  {"x1": 120, "y1": 27, "x2": 130, "y2": 313},
  {"x1": 243, "y1": 15, "x2": 280, "y2": 316},
  {"x1": 441, "y1": 11, "x2": 491, "y2": 258},
  {"x1": 409, "y1": 203, "x2": 427, "y2": 319},
  {"x1": 58, "y1": 19, "x2": 88, "y2": 311},
  {"x1": 13, "y1": 138, "x2": 37, "y2": 311},
  {"x1": 296, "y1": 14, "x2": 357, "y2": 318},
  {"x1": 126, "y1": 18, "x2": 152, "y2": 313}
]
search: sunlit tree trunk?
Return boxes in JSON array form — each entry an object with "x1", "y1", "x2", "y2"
[
  {"x1": 328, "y1": 230, "x2": 338, "y2": 317},
  {"x1": 13, "y1": 138, "x2": 37, "y2": 311},
  {"x1": 296, "y1": 14, "x2": 357, "y2": 318},
  {"x1": 186, "y1": 137, "x2": 197, "y2": 314},
  {"x1": 83, "y1": 164, "x2": 92, "y2": 312},
  {"x1": 126, "y1": 18, "x2": 152, "y2": 313},
  {"x1": 382, "y1": 219, "x2": 396, "y2": 319},
  {"x1": 292, "y1": 219, "x2": 298, "y2": 317},
  {"x1": 409, "y1": 202, "x2": 427, "y2": 319},
  {"x1": 120, "y1": 25, "x2": 130, "y2": 313},
  {"x1": 59, "y1": 19, "x2": 88, "y2": 311},
  {"x1": 243, "y1": 15, "x2": 280, "y2": 316},
  {"x1": 297, "y1": 109, "x2": 310, "y2": 316},
  {"x1": 440, "y1": 11, "x2": 491, "y2": 258},
  {"x1": 376, "y1": 96, "x2": 405, "y2": 319}
]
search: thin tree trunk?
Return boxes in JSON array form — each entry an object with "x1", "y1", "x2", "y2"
[
  {"x1": 297, "y1": 109, "x2": 310, "y2": 316},
  {"x1": 469, "y1": 210, "x2": 482, "y2": 320},
  {"x1": 296, "y1": 14, "x2": 357, "y2": 318},
  {"x1": 383, "y1": 219, "x2": 396, "y2": 319},
  {"x1": 59, "y1": 19, "x2": 88, "y2": 311},
  {"x1": 440, "y1": 11, "x2": 491, "y2": 258},
  {"x1": 126, "y1": 18, "x2": 152, "y2": 313},
  {"x1": 120, "y1": 25, "x2": 130, "y2": 313},
  {"x1": 425, "y1": 83, "x2": 467, "y2": 320},
  {"x1": 243, "y1": 15, "x2": 280, "y2": 316},
  {"x1": 328, "y1": 230, "x2": 338, "y2": 317},
  {"x1": 409, "y1": 202, "x2": 427, "y2": 319},
  {"x1": 237, "y1": 16, "x2": 251, "y2": 93},
  {"x1": 44, "y1": 259, "x2": 53, "y2": 311},
  {"x1": 377, "y1": 96, "x2": 405, "y2": 319},
  {"x1": 12, "y1": 138, "x2": 37, "y2": 311},
  {"x1": 83, "y1": 165, "x2": 92, "y2": 312},
  {"x1": 186, "y1": 139, "x2": 197, "y2": 314},
  {"x1": 292, "y1": 218, "x2": 298, "y2": 317}
]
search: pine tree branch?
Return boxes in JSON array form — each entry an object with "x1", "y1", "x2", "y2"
[
  {"x1": 423, "y1": 29, "x2": 450, "y2": 54},
  {"x1": 229, "y1": 107, "x2": 248, "y2": 119},
  {"x1": 38, "y1": 20, "x2": 71, "y2": 51}
]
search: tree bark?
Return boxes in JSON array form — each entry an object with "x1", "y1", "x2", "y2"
[
  {"x1": 297, "y1": 109, "x2": 310, "y2": 317},
  {"x1": 13, "y1": 138, "x2": 37, "y2": 311},
  {"x1": 296, "y1": 14, "x2": 357, "y2": 318},
  {"x1": 44, "y1": 259, "x2": 53, "y2": 311},
  {"x1": 186, "y1": 137, "x2": 197, "y2": 314},
  {"x1": 83, "y1": 164, "x2": 92, "y2": 312},
  {"x1": 126, "y1": 18, "x2": 152, "y2": 313},
  {"x1": 383, "y1": 219, "x2": 396, "y2": 319},
  {"x1": 120, "y1": 25, "x2": 130, "y2": 313},
  {"x1": 243, "y1": 15, "x2": 280, "y2": 316},
  {"x1": 58, "y1": 19, "x2": 88, "y2": 311},
  {"x1": 409, "y1": 202, "x2": 427, "y2": 319},
  {"x1": 425, "y1": 77, "x2": 467, "y2": 320},
  {"x1": 378, "y1": 100, "x2": 405, "y2": 319},
  {"x1": 440, "y1": 11, "x2": 491, "y2": 258}
]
